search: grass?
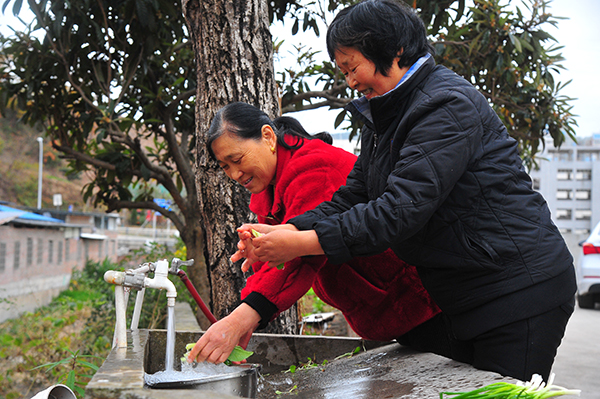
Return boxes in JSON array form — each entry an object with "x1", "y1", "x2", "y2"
[{"x1": 0, "y1": 243, "x2": 195, "y2": 399}]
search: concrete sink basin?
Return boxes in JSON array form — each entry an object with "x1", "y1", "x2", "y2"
[{"x1": 86, "y1": 328, "x2": 512, "y2": 399}]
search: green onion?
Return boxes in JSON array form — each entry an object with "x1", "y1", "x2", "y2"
[
  {"x1": 250, "y1": 229, "x2": 285, "y2": 270},
  {"x1": 440, "y1": 374, "x2": 580, "y2": 399}
]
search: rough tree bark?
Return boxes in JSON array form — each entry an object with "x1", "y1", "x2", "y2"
[{"x1": 183, "y1": 0, "x2": 298, "y2": 334}]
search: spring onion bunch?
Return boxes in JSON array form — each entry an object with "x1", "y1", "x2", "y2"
[{"x1": 440, "y1": 374, "x2": 580, "y2": 398}]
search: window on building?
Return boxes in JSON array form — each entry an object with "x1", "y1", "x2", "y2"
[
  {"x1": 532, "y1": 178, "x2": 540, "y2": 190},
  {"x1": 48, "y1": 240, "x2": 54, "y2": 264},
  {"x1": 550, "y1": 151, "x2": 572, "y2": 162},
  {"x1": 0, "y1": 242, "x2": 6, "y2": 272},
  {"x1": 556, "y1": 169, "x2": 572, "y2": 180},
  {"x1": 556, "y1": 189, "x2": 572, "y2": 200},
  {"x1": 575, "y1": 209, "x2": 592, "y2": 220},
  {"x1": 555, "y1": 209, "x2": 572, "y2": 220},
  {"x1": 58, "y1": 241, "x2": 63, "y2": 265},
  {"x1": 14, "y1": 241, "x2": 21, "y2": 269},
  {"x1": 576, "y1": 151, "x2": 598, "y2": 161},
  {"x1": 575, "y1": 190, "x2": 592, "y2": 200},
  {"x1": 27, "y1": 237, "x2": 33, "y2": 266},
  {"x1": 559, "y1": 228, "x2": 571, "y2": 234},
  {"x1": 576, "y1": 169, "x2": 592, "y2": 180},
  {"x1": 37, "y1": 238, "x2": 43, "y2": 264}
]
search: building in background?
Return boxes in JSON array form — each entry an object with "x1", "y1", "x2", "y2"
[
  {"x1": 0, "y1": 204, "x2": 120, "y2": 322},
  {"x1": 528, "y1": 134, "x2": 600, "y2": 236}
]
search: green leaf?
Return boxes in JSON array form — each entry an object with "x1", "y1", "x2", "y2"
[
  {"x1": 76, "y1": 359, "x2": 99, "y2": 371},
  {"x1": 226, "y1": 345, "x2": 254, "y2": 363},
  {"x1": 66, "y1": 370, "x2": 76, "y2": 389},
  {"x1": 334, "y1": 110, "x2": 346, "y2": 129},
  {"x1": 509, "y1": 33, "x2": 522, "y2": 53}
]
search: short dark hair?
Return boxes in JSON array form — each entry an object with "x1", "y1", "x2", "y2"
[
  {"x1": 206, "y1": 102, "x2": 332, "y2": 159},
  {"x1": 326, "y1": 0, "x2": 433, "y2": 76}
]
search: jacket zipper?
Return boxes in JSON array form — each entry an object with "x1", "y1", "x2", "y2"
[{"x1": 368, "y1": 133, "x2": 378, "y2": 195}]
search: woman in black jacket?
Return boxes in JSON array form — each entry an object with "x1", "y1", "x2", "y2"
[{"x1": 233, "y1": 0, "x2": 576, "y2": 382}]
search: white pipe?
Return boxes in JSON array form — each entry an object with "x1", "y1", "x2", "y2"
[
  {"x1": 113, "y1": 285, "x2": 127, "y2": 348},
  {"x1": 31, "y1": 384, "x2": 76, "y2": 399},
  {"x1": 36, "y1": 137, "x2": 43, "y2": 210},
  {"x1": 130, "y1": 288, "x2": 145, "y2": 330}
]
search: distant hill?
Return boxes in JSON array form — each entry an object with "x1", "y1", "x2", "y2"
[{"x1": 0, "y1": 113, "x2": 93, "y2": 211}]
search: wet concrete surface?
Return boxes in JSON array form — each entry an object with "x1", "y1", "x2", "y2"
[
  {"x1": 86, "y1": 302, "x2": 518, "y2": 399},
  {"x1": 86, "y1": 328, "x2": 514, "y2": 399},
  {"x1": 255, "y1": 343, "x2": 511, "y2": 398}
]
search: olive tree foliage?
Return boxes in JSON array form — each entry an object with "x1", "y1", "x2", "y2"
[
  {"x1": 0, "y1": 0, "x2": 215, "y2": 327},
  {"x1": 275, "y1": 0, "x2": 577, "y2": 169}
]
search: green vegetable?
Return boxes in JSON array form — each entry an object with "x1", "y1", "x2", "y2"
[
  {"x1": 226, "y1": 345, "x2": 255, "y2": 363},
  {"x1": 440, "y1": 374, "x2": 580, "y2": 399},
  {"x1": 181, "y1": 343, "x2": 254, "y2": 366},
  {"x1": 250, "y1": 229, "x2": 285, "y2": 270}
]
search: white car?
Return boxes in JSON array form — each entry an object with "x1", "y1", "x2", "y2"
[{"x1": 576, "y1": 221, "x2": 600, "y2": 309}]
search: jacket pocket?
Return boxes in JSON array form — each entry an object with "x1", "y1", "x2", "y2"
[{"x1": 459, "y1": 223, "x2": 503, "y2": 270}]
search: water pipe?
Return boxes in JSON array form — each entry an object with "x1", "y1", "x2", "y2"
[
  {"x1": 104, "y1": 260, "x2": 178, "y2": 348},
  {"x1": 130, "y1": 287, "x2": 145, "y2": 330},
  {"x1": 113, "y1": 285, "x2": 128, "y2": 348},
  {"x1": 168, "y1": 258, "x2": 218, "y2": 324}
]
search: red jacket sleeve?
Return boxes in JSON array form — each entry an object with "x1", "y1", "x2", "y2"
[{"x1": 242, "y1": 142, "x2": 356, "y2": 322}]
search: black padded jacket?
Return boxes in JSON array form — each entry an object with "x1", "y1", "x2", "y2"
[{"x1": 290, "y1": 56, "x2": 576, "y2": 340}]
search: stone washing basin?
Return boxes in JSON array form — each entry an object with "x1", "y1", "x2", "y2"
[{"x1": 85, "y1": 328, "x2": 513, "y2": 399}]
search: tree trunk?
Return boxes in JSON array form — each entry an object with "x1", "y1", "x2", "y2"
[{"x1": 183, "y1": 0, "x2": 298, "y2": 333}]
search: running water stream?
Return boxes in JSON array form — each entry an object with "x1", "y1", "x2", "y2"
[{"x1": 165, "y1": 305, "x2": 176, "y2": 371}]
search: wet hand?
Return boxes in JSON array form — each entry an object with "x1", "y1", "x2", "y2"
[
  {"x1": 248, "y1": 227, "x2": 321, "y2": 268},
  {"x1": 231, "y1": 224, "x2": 289, "y2": 271},
  {"x1": 187, "y1": 304, "x2": 260, "y2": 365}
]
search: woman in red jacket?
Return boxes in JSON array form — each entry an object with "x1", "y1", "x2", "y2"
[{"x1": 187, "y1": 102, "x2": 440, "y2": 364}]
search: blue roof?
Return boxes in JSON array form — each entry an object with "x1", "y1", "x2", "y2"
[{"x1": 0, "y1": 205, "x2": 65, "y2": 225}]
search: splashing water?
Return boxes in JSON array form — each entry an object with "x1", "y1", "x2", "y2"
[{"x1": 145, "y1": 361, "x2": 247, "y2": 386}]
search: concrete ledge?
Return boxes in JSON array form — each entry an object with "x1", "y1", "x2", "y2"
[
  {"x1": 87, "y1": 329, "x2": 516, "y2": 399},
  {"x1": 174, "y1": 302, "x2": 202, "y2": 332}
]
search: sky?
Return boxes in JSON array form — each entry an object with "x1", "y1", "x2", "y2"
[{"x1": 1, "y1": 0, "x2": 599, "y2": 139}]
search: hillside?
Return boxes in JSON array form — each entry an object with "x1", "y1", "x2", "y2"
[{"x1": 0, "y1": 113, "x2": 92, "y2": 211}]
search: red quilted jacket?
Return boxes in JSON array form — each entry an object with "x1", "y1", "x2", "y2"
[{"x1": 241, "y1": 136, "x2": 440, "y2": 341}]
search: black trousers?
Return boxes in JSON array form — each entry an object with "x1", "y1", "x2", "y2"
[{"x1": 396, "y1": 298, "x2": 575, "y2": 382}]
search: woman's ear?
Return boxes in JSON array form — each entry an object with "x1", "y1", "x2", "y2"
[{"x1": 261, "y1": 124, "x2": 276, "y2": 147}]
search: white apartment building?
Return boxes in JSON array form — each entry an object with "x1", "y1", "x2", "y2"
[{"x1": 528, "y1": 134, "x2": 600, "y2": 236}]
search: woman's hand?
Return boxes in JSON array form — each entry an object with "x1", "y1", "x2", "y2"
[
  {"x1": 187, "y1": 304, "x2": 260, "y2": 364},
  {"x1": 231, "y1": 223, "x2": 324, "y2": 270},
  {"x1": 231, "y1": 224, "x2": 295, "y2": 271}
]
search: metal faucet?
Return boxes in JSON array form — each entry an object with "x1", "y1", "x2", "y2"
[{"x1": 104, "y1": 259, "x2": 181, "y2": 348}]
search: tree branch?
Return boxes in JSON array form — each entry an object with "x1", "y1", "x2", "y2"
[{"x1": 105, "y1": 199, "x2": 185, "y2": 232}]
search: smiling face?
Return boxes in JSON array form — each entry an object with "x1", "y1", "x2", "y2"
[
  {"x1": 211, "y1": 125, "x2": 278, "y2": 194},
  {"x1": 334, "y1": 46, "x2": 408, "y2": 99}
]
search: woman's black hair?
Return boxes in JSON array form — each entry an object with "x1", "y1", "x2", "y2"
[
  {"x1": 206, "y1": 102, "x2": 332, "y2": 159},
  {"x1": 326, "y1": 0, "x2": 433, "y2": 76}
]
